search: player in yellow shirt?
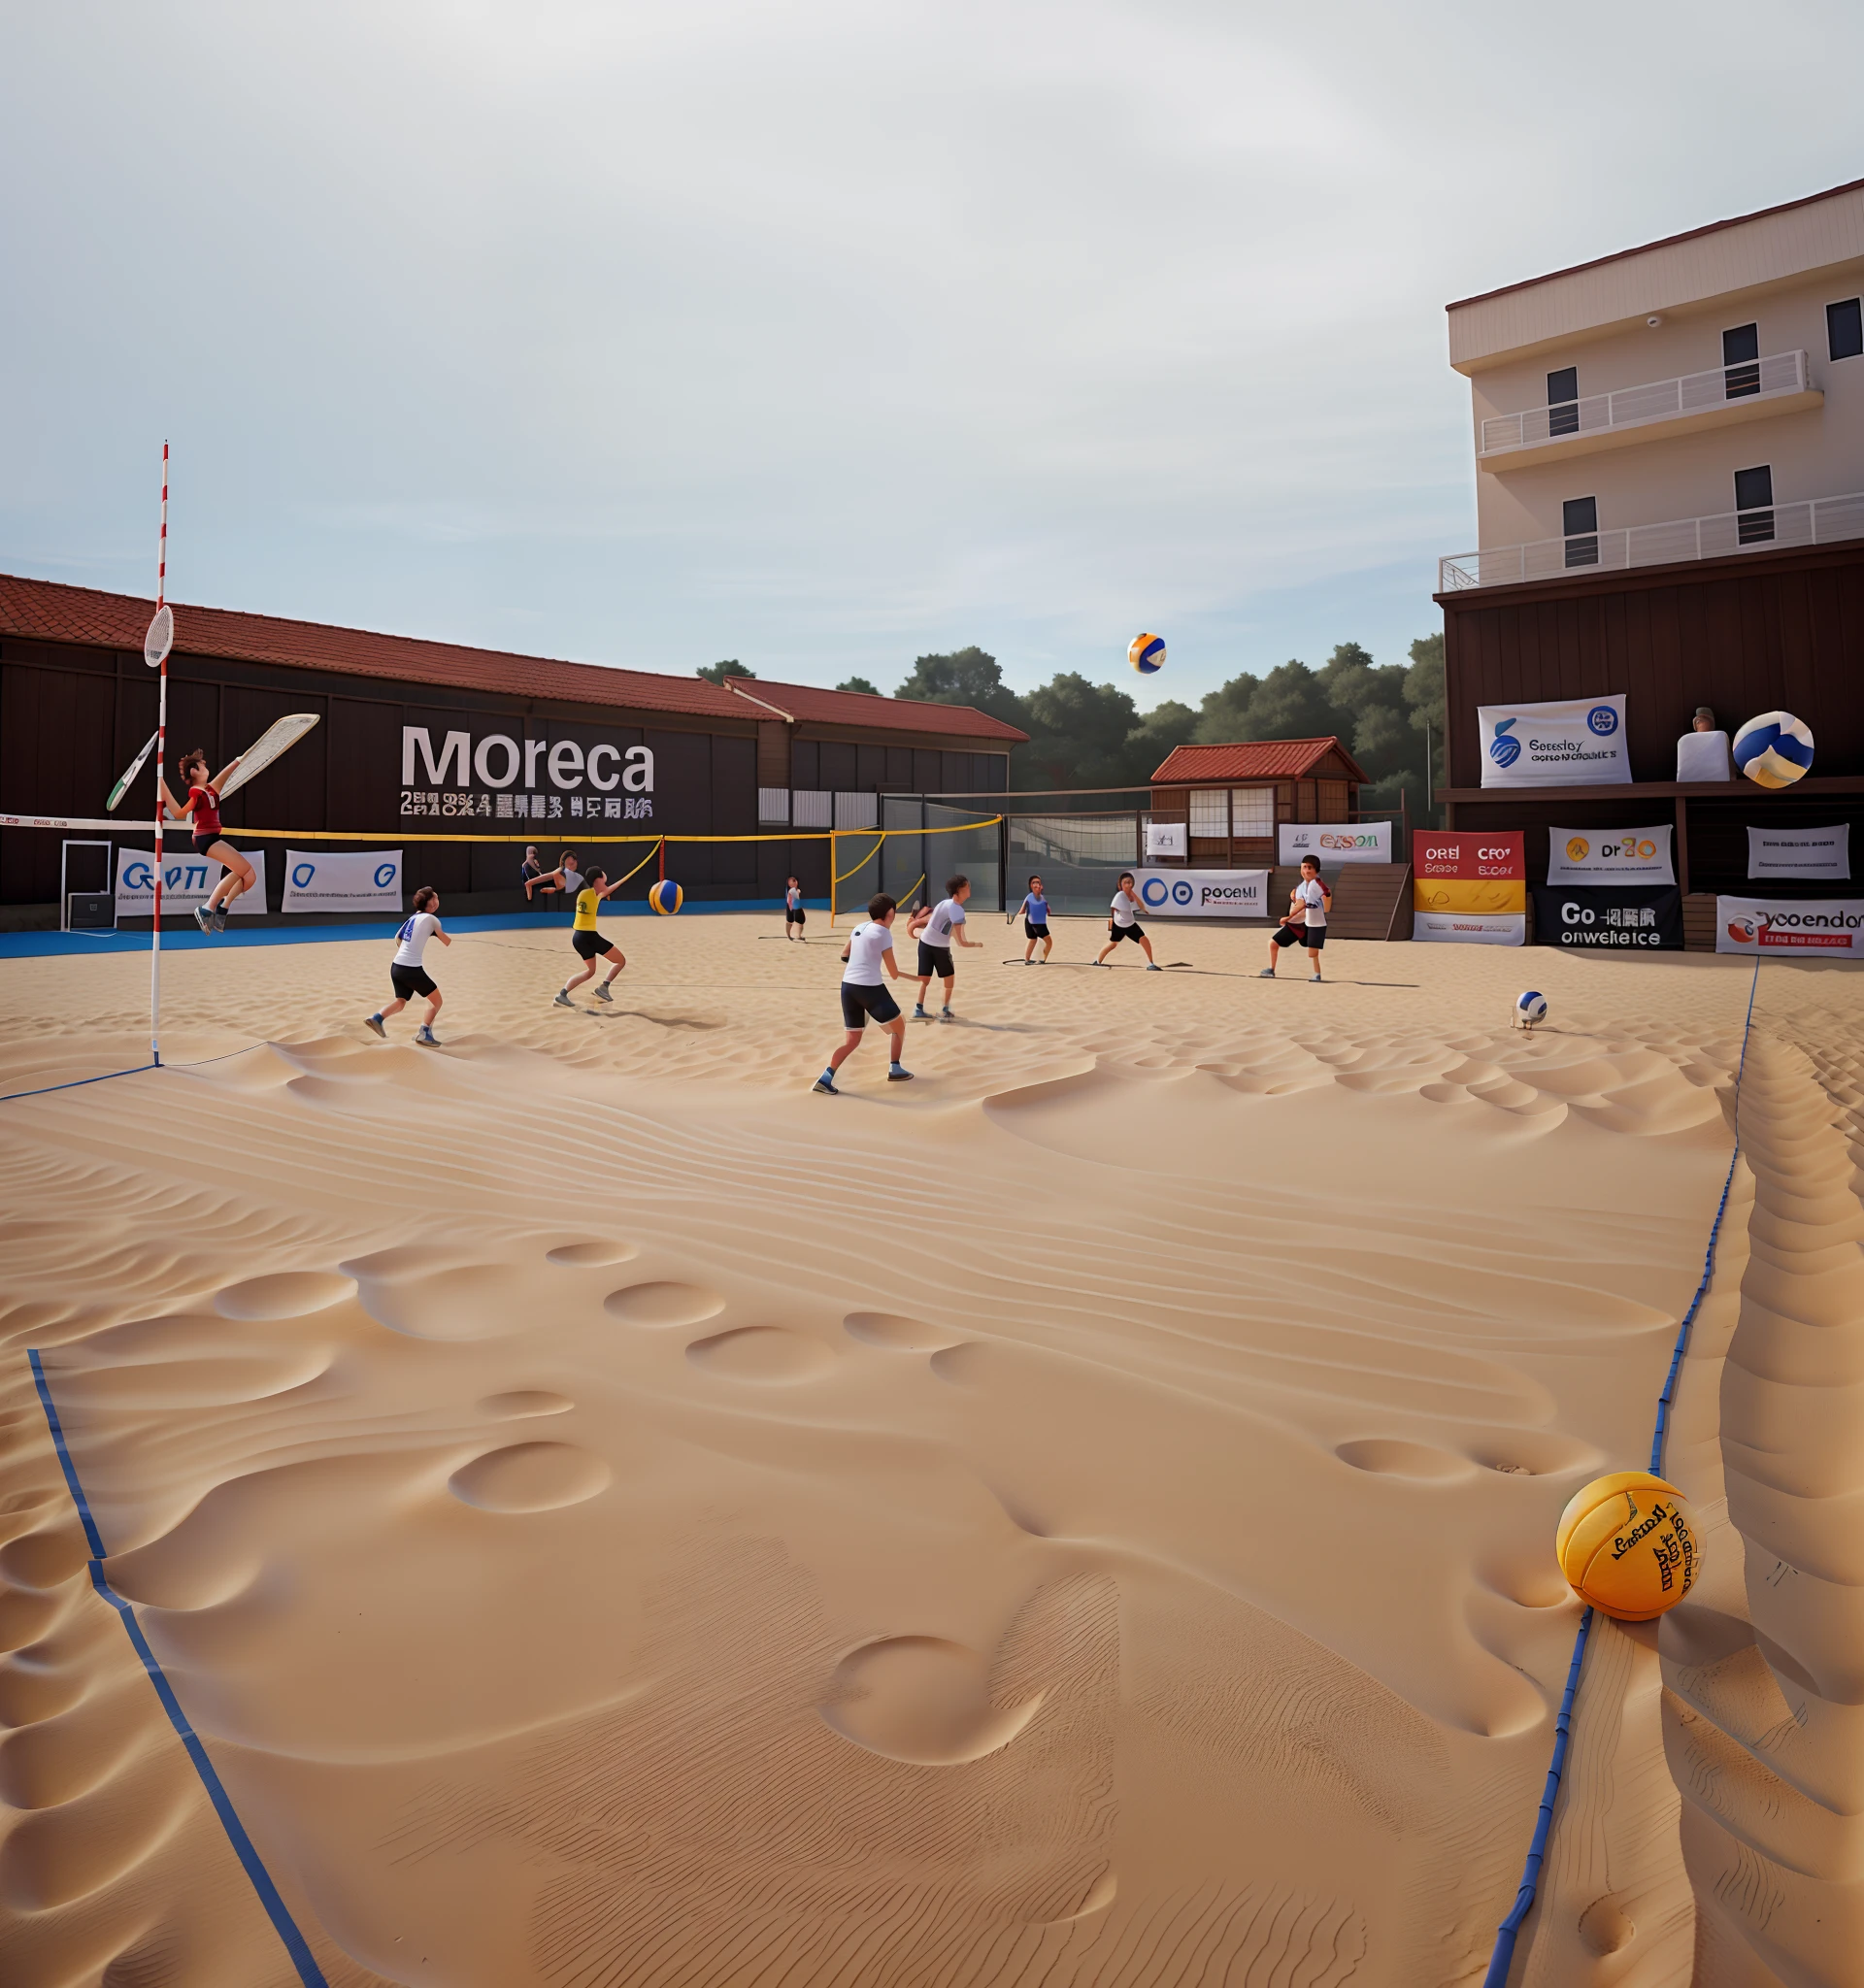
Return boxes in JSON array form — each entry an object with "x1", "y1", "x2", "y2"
[{"x1": 551, "y1": 866, "x2": 628, "y2": 1008}]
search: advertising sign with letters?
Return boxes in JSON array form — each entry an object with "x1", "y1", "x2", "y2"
[
  {"x1": 1547, "y1": 824, "x2": 1675, "y2": 886},
  {"x1": 1413, "y1": 831, "x2": 1524, "y2": 944},
  {"x1": 1716, "y1": 897, "x2": 1864, "y2": 958},
  {"x1": 1136, "y1": 869, "x2": 1268, "y2": 918},
  {"x1": 1478, "y1": 695, "x2": 1631, "y2": 788},
  {"x1": 1746, "y1": 824, "x2": 1849, "y2": 881},
  {"x1": 1530, "y1": 883, "x2": 1682, "y2": 949},
  {"x1": 1279, "y1": 821, "x2": 1391, "y2": 865},
  {"x1": 115, "y1": 846, "x2": 267, "y2": 918},
  {"x1": 399, "y1": 723, "x2": 657, "y2": 826},
  {"x1": 282, "y1": 848, "x2": 403, "y2": 913}
]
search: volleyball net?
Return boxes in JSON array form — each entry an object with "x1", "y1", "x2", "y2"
[{"x1": 0, "y1": 808, "x2": 1005, "y2": 931}]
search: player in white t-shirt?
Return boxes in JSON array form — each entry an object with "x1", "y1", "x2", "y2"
[
  {"x1": 1093, "y1": 871, "x2": 1162, "y2": 969},
  {"x1": 814, "y1": 893, "x2": 914, "y2": 1093},
  {"x1": 1261, "y1": 855, "x2": 1330, "y2": 981},
  {"x1": 907, "y1": 875, "x2": 980, "y2": 1020},
  {"x1": 364, "y1": 885, "x2": 451, "y2": 1045}
]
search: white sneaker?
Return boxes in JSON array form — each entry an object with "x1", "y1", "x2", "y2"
[{"x1": 1310, "y1": 973, "x2": 1323, "y2": 982}]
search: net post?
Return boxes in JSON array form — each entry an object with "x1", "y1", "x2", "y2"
[
  {"x1": 150, "y1": 441, "x2": 169, "y2": 1070},
  {"x1": 830, "y1": 830, "x2": 837, "y2": 927}
]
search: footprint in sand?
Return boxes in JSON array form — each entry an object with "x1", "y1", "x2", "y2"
[
  {"x1": 1334, "y1": 1439, "x2": 1477, "y2": 1481},
  {"x1": 685, "y1": 1328, "x2": 832, "y2": 1383},
  {"x1": 843, "y1": 1310, "x2": 963, "y2": 1352},
  {"x1": 547, "y1": 1240, "x2": 641, "y2": 1268},
  {"x1": 448, "y1": 1442, "x2": 611, "y2": 1512},
  {"x1": 214, "y1": 1270, "x2": 356, "y2": 1319},
  {"x1": 819, "y1": 1636, "x2": 1046, "y2": 1765},
  {"x1": 603, "y1": 1281, "x2": 725, "y2": 1328}
]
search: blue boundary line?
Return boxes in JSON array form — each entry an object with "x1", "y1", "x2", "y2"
[
  {"x1": 1481, "y1": 958, "x2": 1761, "y2": 1987},
  {"x1": 0, "y1": 1062, "x2": 157, "y2": 1104},
  {"x1": 26, "y1": 1348, "x2": 330, "y2": 1987}
]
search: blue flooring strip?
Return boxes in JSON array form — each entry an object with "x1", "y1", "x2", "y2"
[
  {"x1": 1481, "y1": 956, "x2": 1761, "y2": 1987},
  {"x1": 0, "y1": 1062, "x2": 158, "y2": 1103},
  {"x1": 0, "y1": 900, "x2": 808, "y2": 958},
  {"x1": 26, "y1": 1348, "x2": 331, "y2": 1987}
]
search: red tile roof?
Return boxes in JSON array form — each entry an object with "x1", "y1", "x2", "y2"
[
  {"x1": 1150, "y1": 737, "x2": 1368, "y2": 784},
  {"x1": 723, "y1": 674, "x2": 1027, "y2": 743},
  {"x1": 0, "y1": 572, "x2": 1024, "y2": 742}
]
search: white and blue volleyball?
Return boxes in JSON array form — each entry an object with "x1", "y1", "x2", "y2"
[
  {"x1": 1515, "y1": 990, "x2": 1548, "y2": 1027},
  {"x1": 1128, "y1": 633, "x2": 1166, "y2": 676},
  {"x1": 1733, "y1": 711, "x2": 1814, "y2": 789}
]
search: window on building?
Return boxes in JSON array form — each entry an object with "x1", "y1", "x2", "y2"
[
  {"x1": 1562, "y1": 495, "x2": 1599, "y2": 568},
  {"x1": 1547, "y1": 365, "x2": 1580, "y2": 437},
  {"x1": 1188, "y1": 789, "x2": 1227, "y2": 837},
  {"x1": 1230, "y1": 787, "x2": 1274, "y2": 837},
  {"x1": 1734, "y1": 464, "x2": 1775, "y2": 545},
  {"x1": 1830, "y1": 298, "x2": 1864, "y2": 362},
  {"x1": 1723, "y1": 322, "x2": 1760, "y2": 399}
]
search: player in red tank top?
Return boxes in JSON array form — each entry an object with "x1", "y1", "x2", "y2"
[{"x1": 158, "y1": 746, "x2": 257, "y2": 934}]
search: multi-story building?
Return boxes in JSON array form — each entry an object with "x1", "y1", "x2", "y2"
[{"x1": 1433, "y1": 178, "x2": 1864, "y2": 924}]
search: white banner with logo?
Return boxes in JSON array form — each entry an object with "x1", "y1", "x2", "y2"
[
  {"x1": 115, "y1": 845, "x2": 267, "y2": 918},
  {"x1": 1716, "y1": 897, "x2": 1864, "y2": 958},
  {"x1": 1144, "y1": 821, "x2": 1186, "y2": 859},
  {"x1": 1136, "y1": 869, "x2": 1268, "y2": 918},
  {"x1": 1279, "y1": 821, "x2": 1391, "y2": 865},
  {"x1": 1547, "y1": 824, "x2": 1675, "y2": 886},
  {"x1": 1413, "y1": 910, "x2": 1524, "y2": 946},
  {"x1": 1747, "y1": 824, "x2": 1849, "y2": 881},
  {"x1": 1479, "y1": 695, "x2": 1630, "y2": 787},
  {"x1": 282, "y1": 848, "x2": 403, "y2": 913}
]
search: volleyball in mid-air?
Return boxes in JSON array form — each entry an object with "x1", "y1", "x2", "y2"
[
  {"x1": 1514, "y1": 990, "x2": 1548, "y2": 1029},
  {"x1": 649, "y1": 879, "x2": 682, "y2": 915},
  {"x1": 1128, "y1": 633, "x2": 1165, "y2": 676},
  {"x1": 1556, "y1": 1470, "x2": 1701, "y2": 1620},
  {"x1": 1733, "y1": 711, "x2": 1814, "y2": 789}
]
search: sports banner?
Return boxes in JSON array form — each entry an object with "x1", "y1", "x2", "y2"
[
  {"x1": 282, "y1": 848, "x2": 403, "y2": 913},
  {"x1": 1136, "y1": 869, "x2": 1268, "y2": 918},
  {"x1": 1747, "y1": 824, "x2": 1849, "y2": 881},
  {"x1": 1530, "y1": 883, "x2": 1682, "y2": 950},
  {"x1": 1717, "y1": 897, "x2": 1864, "y2": 958},
  {"x1": 1479, "y1": 695, "x2": 1631, "y2": 787},
  {"x1": 1143, "y1": 821, "x2": 1187, "y2": 859},
  {"x1": 1279, "y1": 821, "x2": 1391, "y2": 865},
  {"x1": 1413, "y1": 911, "x2": 1524, "y2": 945},
  {"x1": 115, "y1": 845, "x2": 267, "y2": 918},
  {"x1": 1413, "y1": 831, "x2": 1523, "y2": 940},
  {"x1": 1547, "y1": 825, "x2": 1675, "y2": 886}
]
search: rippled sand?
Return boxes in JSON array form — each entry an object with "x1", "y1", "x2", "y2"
[{"x1": 1, "y1": 914, "x2": 1858, "y2": 1985}]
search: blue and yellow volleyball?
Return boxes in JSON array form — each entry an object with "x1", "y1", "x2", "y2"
[
  {"x1": 1733, "y1": 711, "x2": 1814, "y2": 789},
  {"x1": 1128, "y1": 633, "x2": 1166, "y2": 676},
  {"x1": 649, "y1": 878, "x2": 683, "y2": 915}
]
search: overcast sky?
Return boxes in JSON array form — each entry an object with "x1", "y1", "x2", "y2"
[{"x1": 4, "y1": 2, "x2": 1860, "y2": 708}]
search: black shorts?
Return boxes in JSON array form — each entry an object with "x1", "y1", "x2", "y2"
[
  {"x1": 573, "y1": 929, "x2": 615, "y2": 960},
  {"x1": 390, "y1": 963, "x2": 437, "y2": 999},
  {"x1": 1107, "y1": 921, "x2": 1145, "y2": 943},
  {"x1": 192, "y1": 831, "x2": 224, "y2": 857},
  {"x1": 916, "y1": 943, "x2": 955, "y2": 978},
  {"x1": 841, "y1": 981, "x2": 902, "y2": 1030},
  {"x1": 1274, "y1": 923, "x2": 1326, "y2": 948},
  {"x1": 786, "y1": 905, "x2": 807, "y2": 925},
  {"x1": 1024, "y1": 920, "x2": 1049, "y2": 941}
]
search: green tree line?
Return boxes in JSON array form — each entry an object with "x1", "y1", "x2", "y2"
[{"x1": 701, "y1": 637, "x2": 1448, "y2": 820}]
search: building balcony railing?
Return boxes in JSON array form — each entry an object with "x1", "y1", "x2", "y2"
[
  {"x1": 1438, "y1": 489, "x2": 1864, "y2": 592},
  {"x1": 1478, "y1": 349, "x2": 1817, "y2": 461}
]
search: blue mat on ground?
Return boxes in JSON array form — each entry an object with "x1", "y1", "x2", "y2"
[{"x1": 0, "y1": 901, "x2": 798, "y2": 960}]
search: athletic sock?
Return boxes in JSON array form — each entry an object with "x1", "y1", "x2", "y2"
[{"x1": 819, "y1": 1066, "x2": 836, "y2": 1085}]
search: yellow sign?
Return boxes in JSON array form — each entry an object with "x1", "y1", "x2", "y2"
[{"x1": 1414, "y1": 878, "x2": 1527, "y2": 914}]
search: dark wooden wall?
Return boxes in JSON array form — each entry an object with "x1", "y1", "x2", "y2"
[
  {"x1": 1439, "y1": 543, "x2": 1864, "y2": 789},
  {"x1": 0, "y1": 637, "x2": 1007, "y2": 910}
]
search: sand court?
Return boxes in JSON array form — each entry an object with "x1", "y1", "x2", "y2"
[{"x1": 1, "y1": 914, "x2": 1860, "y2": 1985}]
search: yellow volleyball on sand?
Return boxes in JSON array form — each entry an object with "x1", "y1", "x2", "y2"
[{"x1": 1556, "y1": 1470, "x2": 1701, "y2": 1620}]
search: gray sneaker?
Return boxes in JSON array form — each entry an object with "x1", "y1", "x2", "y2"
[
  {"x1": 553, "y1": 989, "x2": 575, "y2": 1009},
  {"x1": 192, "y1": 904, "x2": 212, "y2": 935},
  {"x1": 416, "y1": 1028, "x2": 441, "y2": 1046},
  {"x1": 1257, "y1": 968, "x2": 1276, "y2": 978},
  {"x1": 592, "y1": 982, "x2": 614, "y2": 1003},
  {"x1": 939, "y1": 1009, "x2": 955, "y2": 1022},
  {"x1": 212, "y1": 907, "x2": 229, "y2": 933},
  {"x1": 812, "y1": 1076, "x2": 838, "y2": 1094},
  {"x1": 363, "y1": 1014, "x2": 386, "y2": 1039},
  {"x1": 887, "y1": 1066, "x2": 915, "y2": 1081}
]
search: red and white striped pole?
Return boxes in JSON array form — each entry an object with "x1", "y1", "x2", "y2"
[{"x1": 150, "y1": 443, "x2": 170, "y2": 1066}]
